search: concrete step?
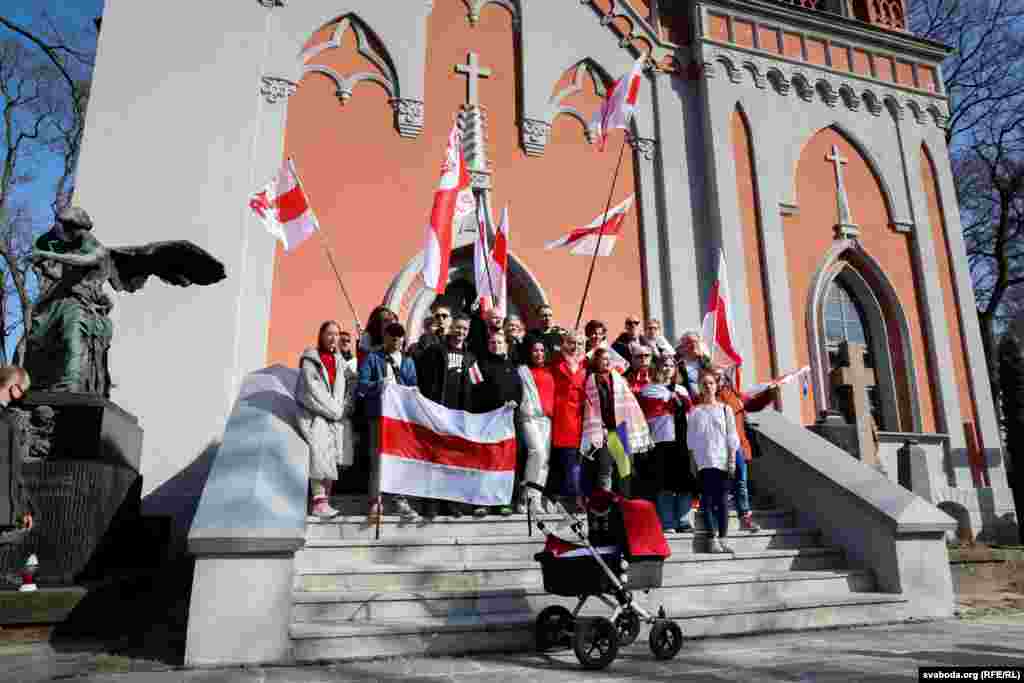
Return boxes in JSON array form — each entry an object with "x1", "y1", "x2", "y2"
[
  {"x1": 292, "y1": 568, "x2": 876, "y2": 622},
  {"x1": 296, "y1": 527, "x2": 822, "y2": 568},
  {"x1": 305, "y1": 508, "x2": 795, "y2": 541},
  {"x1": 293, "y1": 547, "x2": 846, "y2": 592},
  {"x1": 289, "y1": 592, "x2": 909, "y2": 662}
]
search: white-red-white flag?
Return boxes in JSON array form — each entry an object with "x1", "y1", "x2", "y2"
[
  {"x1": 475, "y1": 204, "x2": 510, "y2": 317},
  {"x1": 702, "y1": 248, "x2": 744, "y2": 387},
  {"x1": 591, "y1": 56, "x2": 646, "y2": 150},
  {"x1": 422, "y1": 121, "x2": 474, "y2": 293},
  {"x1": 545, "y1": 195, "x2": 633, "y2": 257},
  {"x1": 378, "y1": 384, "x2": 515, "y2": 505},
  {"x1": 249, "y1": 158, "x2": 318, "y2": 252}
]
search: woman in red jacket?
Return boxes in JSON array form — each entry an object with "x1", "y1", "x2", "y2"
[{"x1": 549, "y1": 331, "x2": 587, "y2": 506}]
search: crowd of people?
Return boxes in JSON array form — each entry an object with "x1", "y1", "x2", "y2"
[{"x1": 293, "y1": 300, "x2": 778, "y2": 554}]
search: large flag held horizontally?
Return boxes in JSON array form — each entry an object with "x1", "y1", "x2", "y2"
[
  {"x1": 378, "y1": 384, "x2": 516, "y2": 506},
  {"x1": 422, "y1": 121, "x2": 474, "y2": 294},
  {"x1": 702, "y1": 248, "x2": 745, "y2": 388},
  {"x1": 249, "y1": 158, "x2": 318, "y2": 252},
  {"x1": 545, "y1": 195, "x2": 634, "y2": 257},
  {"x1": 474, "y1": 204, "x2": 510, "y2": 317},
  {"x1": 591, "y1": 56, "x2": 646, "y2": 150}
]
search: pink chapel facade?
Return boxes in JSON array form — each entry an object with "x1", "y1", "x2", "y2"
[{"x1": 74, "y1": 0, "x2": 1015, "y2": 541}]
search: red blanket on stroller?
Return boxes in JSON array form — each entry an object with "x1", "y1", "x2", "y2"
[{"x1": 590, "y1": 490, "x2": 671, "y2": 559}]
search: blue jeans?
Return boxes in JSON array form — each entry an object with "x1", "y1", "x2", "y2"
[
  {"x1": 731, "y1": 450, "x2": 751, "y2": 515},
  {"x1": 699, "y1": 468, "x2": 729, "y2": 537},
  {"x1": 655, "y1": 493, "x2": 693, "y2": 531}
]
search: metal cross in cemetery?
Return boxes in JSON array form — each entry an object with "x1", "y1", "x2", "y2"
[
  {"x1": 830, "y1": 341, "x2": 879, "y2": 466},
  {"x1": 827, "y1": 144, "x2": 858, "y2": 238}
]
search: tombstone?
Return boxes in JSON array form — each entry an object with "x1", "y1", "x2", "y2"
[
  {"x1": 0, "y1": 392, "x2": 147, "y2": 585},
  {"x1": 828, "y1": 340, "x2": 881, "y2": 467}
]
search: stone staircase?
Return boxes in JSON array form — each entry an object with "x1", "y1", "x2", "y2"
[{"x1": 288, "y1": 497, "x2": 909, "y2": 662}]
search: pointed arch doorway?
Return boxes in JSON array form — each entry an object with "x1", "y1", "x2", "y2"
[{"x1": 383, "y1": 237, "x2": 549, "y2": 340}]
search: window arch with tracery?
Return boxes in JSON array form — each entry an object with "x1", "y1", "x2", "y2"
[{"x1": 824, "y1": 278, "x2": 887, "y2": 430}]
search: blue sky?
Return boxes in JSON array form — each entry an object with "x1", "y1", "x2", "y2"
[{"x1": 1, "y1": 1, "x2": 105, "y2": 359}]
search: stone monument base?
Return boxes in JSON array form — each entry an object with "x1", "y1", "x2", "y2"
[{"x1": 0, "y1": 392, "x2": 151, "y2": 585}]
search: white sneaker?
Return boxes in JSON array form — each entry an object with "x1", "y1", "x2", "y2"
[
  {"x1": 717, "y1": 537, "x2": 735, "y2": 554},
  {"x1": 311, "y1": 496, "x2": 340, "y2": 520},
  {"x1": 394, "y1": 498, "x2": 420, "y2": 522}
]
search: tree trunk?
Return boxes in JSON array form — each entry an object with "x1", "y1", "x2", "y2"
[
  {"x1": 998, "y1": 321, "x2": 1024, "y2": 545},
  {"x1": 978, "y1": 308, "x2": 1001, "y2": 417}
]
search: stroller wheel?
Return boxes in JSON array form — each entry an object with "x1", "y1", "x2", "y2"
[
  {"x1": 614, "y1": 610, "x2": 641, "y2": 646},
  {"x1": 648, "y1": 619, "x2": 684, "y2": 660},
  {"x1": 573, "y1": 617, "x2": 619, "y2": 670},
  {"x1": 535, "y1": 605, "x2": 573, "y2": 651}
]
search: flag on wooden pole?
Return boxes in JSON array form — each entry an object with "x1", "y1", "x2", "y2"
[
  {"x1": 475, "y1": 204, "x2": 510, "y2": 317},
  {"x1": 422, "y1": 121, "x2": 474, "y2": 294},
  {"x1": 545, "y1": 195, "x2": 633, "y2": 257},
  {"x1": 248, "y1": 159, "x2": 318, "y2": 251},
  {"x1": 702, "y1": 248, "x2": 744, "y2": 387},
  {"x1": 590, "y1": 56, "x2": 645, "y2": 151}
]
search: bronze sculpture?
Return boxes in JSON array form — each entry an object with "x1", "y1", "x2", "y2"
[{"x1": 25, "y1": 207, "x2": 226, "y2": 397}]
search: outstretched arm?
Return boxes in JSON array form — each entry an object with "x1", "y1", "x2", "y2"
[{"x1": 32, "y1": 247, "x2": 105, "y2": 267}]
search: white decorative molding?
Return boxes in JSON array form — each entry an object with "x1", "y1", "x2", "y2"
[
  {"x1": 301, "y1": 16, "x2": 402, "y2": 115},
  {"x1": 257, "y1": 0, "x2": 284, "y2": 7},
  {"x1": 520, "y1": 119, "x2": 551, "y2": 157},
  {"x1": 259, "y1": 76, "x2": 296, "y2": 104},
  {"x1": 391, "y1": 99, "x2": 424, "y2": 138},
  {"x1": 629, "y1": 135, "x2": 657, "y2": 161},
  {"x1": 892, "y1": 220, "x2": 914, "y2": 234},
  {"x1": 465, "y1": 0, "x2": 519, "y2": 26},
  {"x1": 827, "y1": 144, "x2": 859, "y2": 239},
  {"x1": 704, "y1": 47, "x2": 944, "y2": 128}
]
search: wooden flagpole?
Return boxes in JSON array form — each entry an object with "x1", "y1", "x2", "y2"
[
  {"x1": 573, "y1": 134, "x2": 629, "y2": 331},
  {"x1": 288, "y1": 157, "x2": 363, "y2": 334}
]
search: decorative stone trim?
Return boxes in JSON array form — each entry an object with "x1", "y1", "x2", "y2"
[
  {"x1": 392, "y1": 99, "x2": 425, "y2": 139},
  {"x1": 260, "y1": 76, "x2": 296, "y2": 104},
  {"x1": 466, "y1": 0, "x2": 520, "y2": 27},
  {"x1": 628, "y1": 135, "x2": 657, "y2": 161},
  {"x1": 704, "y1": 47, "x2": 946, "y2": 128},
  {"x1": 891, "y1": 220, "x2": 914, "y2": 234},
  {"x1": 779, "y1": 202, "x2": 800, "y2": 216},
  {"x1": 257, "y1": 0, "x2": 284, "y2": 7},
  {"x1": 469, "y1": 170, "x2": 492, "y2": 190},
  {"x1": 520, "y1": 119, "x2": 551, "y2": 157}
]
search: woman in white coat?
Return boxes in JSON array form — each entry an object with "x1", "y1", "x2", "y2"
[
  {"x1": 295, "y1": 320, "x2": 355, "y2": 519},
  {"x1": 687, "y1": 368, "x2": 740, "y2": 553}
]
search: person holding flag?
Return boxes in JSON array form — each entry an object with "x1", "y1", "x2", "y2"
[{"x1": 580, "y1": 347, "x2": 654, "y2": 498}]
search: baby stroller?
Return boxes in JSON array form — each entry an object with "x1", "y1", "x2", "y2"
[{"x1": 527, "y1": 483, "x2": 683, "y2": 670}]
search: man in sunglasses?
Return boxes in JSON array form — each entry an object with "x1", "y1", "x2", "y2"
[
  {"x1": 411, "y1": 303, "x2": 453, "y2": 367},
  {"x1": 612, "y1": 315, "x2": 647, "y2": 363}
]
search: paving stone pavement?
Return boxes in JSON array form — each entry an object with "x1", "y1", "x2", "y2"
[{"x1": 3, "y1": 616, "x2": 1024, "y2": 683}]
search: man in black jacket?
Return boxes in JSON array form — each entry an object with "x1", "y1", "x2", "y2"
[
  {"x1": 0, "y1": 367, "x2": 32, "y2": 533},
  {"x1": 525, "y1": 304, "x2": 564, "y2": 360},
  {"x1": 416, "y1": 314, "x2": 483, "y2": 518},
  {"x1": 476, "y1": 331, "x2": 523, "y2": 516}
]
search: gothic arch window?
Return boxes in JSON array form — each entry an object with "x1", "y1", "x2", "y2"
[{"x1": 808, "y1": 252, "x2": 917, "y2": 434}]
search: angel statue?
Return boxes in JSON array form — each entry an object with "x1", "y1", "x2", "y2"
[{"x1": 25, "y1": 207, "x2": 226, "y2": 398}]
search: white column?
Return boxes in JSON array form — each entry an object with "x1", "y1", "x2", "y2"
[
  {"x1": 697, "y1": 68, "x2": 758, "y2": 381},
  {"x1": 897, "y1": 114, "x2": 970, "y2": 486},
  {"x1": 925, "y1": 129, "x2": 1010, "y2": 491},
  {"x1": 650, "y1": 72, "x2": 703, "y2": 341}
]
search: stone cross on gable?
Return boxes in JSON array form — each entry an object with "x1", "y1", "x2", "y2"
[
  {"x1": 454, "y1": 51, "x2": 494, "y2": 196},
  {"x1": 827, "y1": 144, "x2": 858, "y2": 239},
  {"x1": 455, "y1": 52, "x2": 492, "y2": 107},
  {"x1": 830, "y1": 341, "x2": 879, "y2": 466}
]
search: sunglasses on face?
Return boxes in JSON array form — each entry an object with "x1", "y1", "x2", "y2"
[
  {"x1": 626, "y1": 320, "x2": 640, "y2": 326},
  {"x1": 435, "y1": 312, "x2": 451, "y2": 319}
]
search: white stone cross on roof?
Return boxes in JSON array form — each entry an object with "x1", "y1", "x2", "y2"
[
  {"x1": 827, "y1": 144, "x2": 857, "y2": 237},
  {"x1": 455, "y1": 52, "x2": 492, "y2": 107}
]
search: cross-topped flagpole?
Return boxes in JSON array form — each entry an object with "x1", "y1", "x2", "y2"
[{"x1": 289, "y1": 156, "x2": 363, "y2": 334}]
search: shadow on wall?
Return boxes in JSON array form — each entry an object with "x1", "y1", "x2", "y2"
[{"x1": 140, "y1": 442, "x2": 220, "y2": 554}]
